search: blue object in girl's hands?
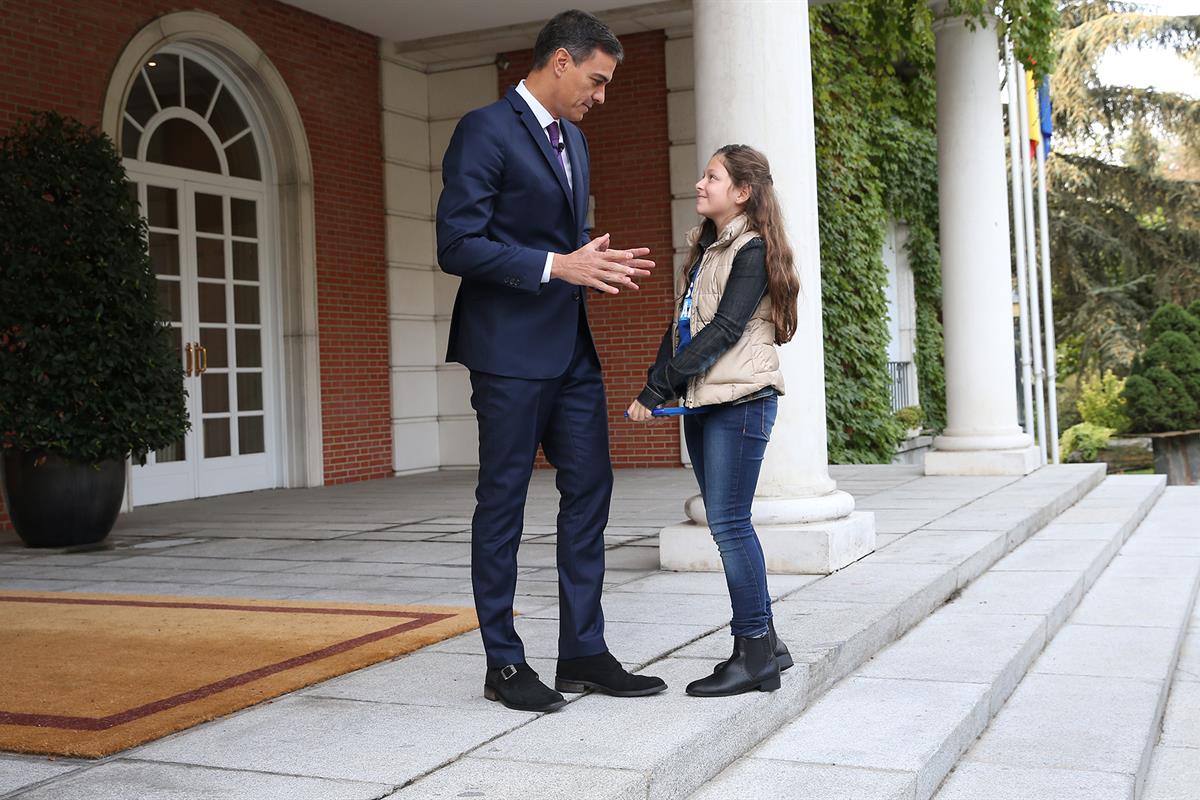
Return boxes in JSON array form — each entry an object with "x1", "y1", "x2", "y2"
[{"x1": 624, "y1": 406, "x2": 709, "y2": 417}]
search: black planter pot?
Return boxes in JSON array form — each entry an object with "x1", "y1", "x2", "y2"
[{"x1": 0, "y1": 451, "x2": 125, "y2": 547}]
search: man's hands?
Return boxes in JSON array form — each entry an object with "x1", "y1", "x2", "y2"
[{"x1": 551, "y1": 233, "x2": 654, "y2": 294}]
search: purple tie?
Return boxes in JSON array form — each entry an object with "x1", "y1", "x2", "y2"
[{"x1": 546, "y1": 121, "x2": 567, "y2": 176}]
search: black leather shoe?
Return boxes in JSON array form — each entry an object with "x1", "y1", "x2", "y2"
[
  {"x1": 484, "y1": 664, "x2": 567, "y2": 712},
  {"x1": 555, "y1": 651, "x2": 667, "y2": 697},
  {"x1": 688, "y1": 634, "x2": 781, "y2": 697},
  {"x1": 714, "y1": 619, "x2": 794, "y2": 673}
]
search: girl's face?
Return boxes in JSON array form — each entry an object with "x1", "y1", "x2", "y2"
[{"x1": 695, "y1": 156, "x2": 749, "y2": 224}]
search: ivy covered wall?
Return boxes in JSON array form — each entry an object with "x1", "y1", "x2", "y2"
[{"x1": 812, "y1": 1, "x2": 946, "y2": 462}]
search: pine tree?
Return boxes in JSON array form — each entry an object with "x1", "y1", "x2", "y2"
[{"x1": 1047, "y1": 1, "x2": 1200, "y2": 377}]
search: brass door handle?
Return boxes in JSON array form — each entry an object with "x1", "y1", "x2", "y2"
[
  {"x1": 198, "y1": 345, "x2": 208, "y2": 374},
  {"x1": 184, "y1": 342, "x2": 194, "y2": 377}
]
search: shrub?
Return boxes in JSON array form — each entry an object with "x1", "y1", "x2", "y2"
[
  {"x1": 0, "y1": 112, "x2": 188, "y2": 464},
  {"x1": 1060, "y1": 422, "x2": 1114, "y2": 462},
  {"x1": 1146, "y1": 303, "x2": 1200, "y2": 349},
  {"x1": 1123, "y1": 367, "x2": 1198, "y2": 433},
  {"x1": 894, "y1": 405, "x2": 925, "y2": 432},
  {"x1": 1143, "y1": 330, "x2": 1200, "y2": 405},
  {"x1": 1076, "y1": 370, "x2": 1130, "y2": 433}
]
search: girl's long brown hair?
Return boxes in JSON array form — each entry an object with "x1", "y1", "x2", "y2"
[{"x1": 687, "y1": 144, "x2": 799, "y2": 344}]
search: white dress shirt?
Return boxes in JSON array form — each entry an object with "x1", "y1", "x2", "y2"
[{"x1": 516, "y1": 80, "x2": 574, "y2": 284}]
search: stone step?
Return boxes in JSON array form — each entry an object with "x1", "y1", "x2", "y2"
[
  {"x1": 387, "y1": 465, "x2": 1108, "y2": 800},
  {"x1": 1141, "y1": 570, "x2": 1200, "y2": 800},
  {"x1": 688, "y1": 474, "x2": 1167, "y2": 800},
  {"x1": 935, "y1": 486, "x2": 1200, "y2": 800}
]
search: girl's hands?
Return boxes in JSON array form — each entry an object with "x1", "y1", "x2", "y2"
[{"x1": 626, "y1": 400, "x2": 654, "y2": 422}]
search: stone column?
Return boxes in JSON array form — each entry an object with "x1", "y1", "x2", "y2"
[
  {"x1": 923, "y1": 8, "x2": 1040, "y2": 475},
  {"x1": 660, "y1": 0, "x2": 875, "y2": 574}
]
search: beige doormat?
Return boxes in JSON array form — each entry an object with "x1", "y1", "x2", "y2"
[{"x1": 0, "y1": 591, "x2": 478, "y2": 758}]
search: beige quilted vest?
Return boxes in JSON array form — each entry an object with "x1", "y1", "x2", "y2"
[{"x1": 676, "y1": 214, "x2": 785, "y2": 407}]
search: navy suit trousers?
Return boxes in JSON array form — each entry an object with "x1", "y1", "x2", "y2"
[{"x1": 468, "y1": 328, "x2": 612, "y2": 668}]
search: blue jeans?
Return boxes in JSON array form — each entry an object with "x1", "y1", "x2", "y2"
[{"x1": 683, "y1": 393, "x2": 777, "y2": 637}]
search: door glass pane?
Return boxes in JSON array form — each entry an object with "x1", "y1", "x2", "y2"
[
  {"x1": 238, "y1": 416, "x2": 265, "y2": 455},
  {"x1": 203, "y1": 418, "x2": 231, "y2": 458},
  {"x1": 195, "y1": 193, "x2": 224, "y2": 234},
  {"x1": 148, "y1": 233, "x2": 179, "y2": 276},
  {"x1": 183, "y1": 57, "x2": 220, "y2": 117},
  {"x1": 225, "y1": 135, "x2": 261, "y2": 181},
  {"x1": 157, "y1": 279, "x2": 181, "y2": 322},
  {"x1": 146, "y1": 118, "x2": 221, "y2": 173},
  {"x1": 202, "y1": 373, "x2": 229, "y2": 413},
  {"x1": 156, "y1": 315, "x2": 187, "y2": 463},
  {"x1": 232, "y1": 241, "x2": 258, "y2": 281},
  {"x1": 147, "y1": 186, "x2": 178, "y2": 229},
  {"x1": 196, "y1": 237, "x2": 225, "y2": 279},
  {"x1": 236, "y1": 372, "x2": 263, "y2": 412},
  {"x1": 199, "y1": 327, "x2": 228, "y2": 369},
  {"x1": 230, "y1": 198, "x2": 257, "y2": 237},
  {"x1": 145, "y1": 54, "x2": 182, "y2": 110},
  {"x1": 197, "y1": 283, "x2": 226, "y2": 323},
  {"x1": 155, "y1": 437, "x2": 186, "y2": 463},
  {"x1": 234, "y1": 285, "x2": 260, "y2": 324},
  {"x1": 235, "y1": 329, "x2": 262, "y2": 368}
]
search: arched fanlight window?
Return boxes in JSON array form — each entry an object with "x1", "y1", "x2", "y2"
[{"x1": 122, "y1": 51, "x2": 262, "y2": 180}]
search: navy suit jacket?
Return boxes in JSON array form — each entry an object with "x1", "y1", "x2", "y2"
[{"x1": 436, "y1": 87, "x2": 595, "y2": 380}]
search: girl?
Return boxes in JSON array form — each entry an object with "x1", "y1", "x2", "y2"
[{"x1": 627, "y1": 144, "x2": 799, "y2": 697}]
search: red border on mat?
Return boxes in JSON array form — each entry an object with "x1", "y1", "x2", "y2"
[{"x1": 0, "y1": 595, "x2": 458, "y2": 731}]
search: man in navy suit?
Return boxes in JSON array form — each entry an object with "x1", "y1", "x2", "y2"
[{"x1": 436, "y1": 9, "x2": 666, "y2": 712}]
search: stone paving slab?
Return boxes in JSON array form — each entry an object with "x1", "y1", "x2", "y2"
[
  {"x1": 386, "y1": 758, "x2": 646, "y2": 800},
  {"x1": 754, "y1": 676, "x2": 990, "y2": 800},
  {"x1": 128, "y1": 695, "x2": 533, "y2": 786},
  {"x1": 0, "y1": 756, "x2": 76, "y2": 797},
  {"x1": 1143, "y1": 747, "x2": 1200, "y2": 800},
  {"x1": 934, "y1": 762, "x2": 1134, "y2": 800},
  {"x1": 691, "y1": 759, "x2": 915, "y2": 800},
  {"x1": 6, "y1": 761, "x2": 392, "y2": 800}
]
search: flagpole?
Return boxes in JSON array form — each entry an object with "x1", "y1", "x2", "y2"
[
  {"x1": 1015, "y1": 60, "x2": 1048, "y2": 464},
  {"x1": 1036, "y1": 131, "x2": 1060, "y2": 463},
  {"x1": 1005, "y1": 41, "x2": 1036, "y2": 441}
]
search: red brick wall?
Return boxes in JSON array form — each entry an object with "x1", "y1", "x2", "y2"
[
  {"x1": 498, "y1": 30, "x2": 680, "y2": 467},
  {"x1": 0, "y1": 0, "x2": 391, "y2": 527}
]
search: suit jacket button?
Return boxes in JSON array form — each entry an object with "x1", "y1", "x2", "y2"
[{"x1": 571, "y1": 292, "x2": 580, "y2": 301}]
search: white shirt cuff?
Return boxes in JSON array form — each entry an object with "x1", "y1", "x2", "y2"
[{"x1": 541, "y1": 252, "x2": 554, "y2": 284}]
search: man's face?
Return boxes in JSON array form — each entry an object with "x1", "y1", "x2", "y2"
[{"x1": 554, "y1": 48, "x2": 616, "y2": 123}]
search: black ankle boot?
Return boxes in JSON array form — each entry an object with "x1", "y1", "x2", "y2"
[
  {"x1": 687, "y1": 634, "x2": 781, "y2": 697},
  {"x1": 714, "y1": 619, "x2": 794, "y2": 673}
]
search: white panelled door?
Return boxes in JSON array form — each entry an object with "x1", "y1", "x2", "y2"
[{"x1": 129, "y1": 175, "x2": 277, "y2": 505}]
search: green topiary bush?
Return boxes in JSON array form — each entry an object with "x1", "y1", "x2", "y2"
[
  {"x1": 1124, "y1": 367, "x2": 1198, "y2": 433},
  {"x1": 1060, "y1": 422, "x2": 1114, "y2": 462},
  {"x1": 0, "y1": 112, "x2": 188, "y2": 465},
  {"x1": 1146, "y1": 303, "x2": 1200, "y2": 349},
  {"x1": 1076, "y1": 370, "x2": 1129, "y2": 433},
  {"x1": 1122, "y1": 302, "x2": 1200, "y2": 433},
  {"x1": 1143, "y1": 331, "x2": 1200, "y2": 405}
]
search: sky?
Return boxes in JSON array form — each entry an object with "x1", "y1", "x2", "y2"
[{"x1": 1097, "y1": 0, "x2": 1200, "y2": 98}]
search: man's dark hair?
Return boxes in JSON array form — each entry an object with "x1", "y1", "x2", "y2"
[{"x1": 532, "y1": 9, "x2": 624, "y2": 69}]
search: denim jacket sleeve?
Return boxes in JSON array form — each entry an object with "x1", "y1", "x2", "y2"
[{"x1": 637, "y1": 238, "x2": 767, "y2": 408}]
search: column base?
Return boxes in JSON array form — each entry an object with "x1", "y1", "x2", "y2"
[
  {"x1": 659, "y1": 511, "x2": 876, "y2": 575},
  {"x1": 924, "y1": 444, "x2": 1042, "y2": 475}
]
